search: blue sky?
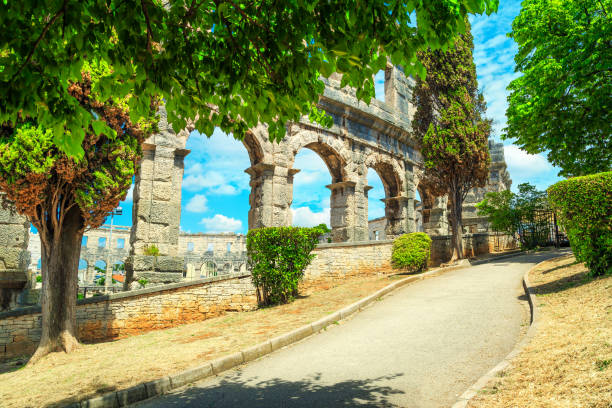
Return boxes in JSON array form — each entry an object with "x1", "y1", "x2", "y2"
[{"x1": 109, "y1": 1, "x2": 564, "y2": 232}]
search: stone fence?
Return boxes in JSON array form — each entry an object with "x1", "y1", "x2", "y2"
[
  {"x1": 0, "y1": 232, "x2": 514, "y2": 360},
  {"x1": 0, "y1": 273, "x2": 257, "y2": 360}
]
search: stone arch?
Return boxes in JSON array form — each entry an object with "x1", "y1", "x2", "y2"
[
  {"x1": 364, "y1": 155, "x2": 405, "y2": 198},
  {"x1": 284, "y1": 128, "x2": 350, "y2": 183},
  {"x1": 242, "y1": 131, "x2": 265, "y2": 166}
]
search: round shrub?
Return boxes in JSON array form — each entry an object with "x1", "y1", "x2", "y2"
[
  {"x1": 392, "y1": 232, "x2": 432, "y2": 273},
  {"x1": 548, "y1": 171, "x2": 612, "y2": 277}
]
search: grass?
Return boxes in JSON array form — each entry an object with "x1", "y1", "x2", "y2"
[
  {"x1": 468, "y1": 255, "x2": 612, "y2": 408},
  {"x1": 0, "y1": 273, "x2": 400, "y2": 408}
]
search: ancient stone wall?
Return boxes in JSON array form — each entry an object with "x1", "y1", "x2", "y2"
[
  {"x1": 0, "y1": 196, "x2": 30, "y2": 311},
  {"x1": 429, "y1": 233, "x2": 517, "y2": 265},
  {"x1": 0, "y1": 273, "x2": 256, "y2": 360},
  {"x1": 304, "y1": 240, "x2": 393, "y2": 282}
]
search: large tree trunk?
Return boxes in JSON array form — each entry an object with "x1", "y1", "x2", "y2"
[
  {"x1": 448, "y1": 189, "x2": 464, "y2": 262},
  {"x1": 30, "y1": 206, "x2": 84, "y2": 363}
]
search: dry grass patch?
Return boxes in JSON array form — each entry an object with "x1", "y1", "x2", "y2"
[
  {"x1": 469, "y1": 255, "x2": 612, "y2": 408},
  {"x1": 0, "y1": 273, "x2": 400, "y2": 408}
]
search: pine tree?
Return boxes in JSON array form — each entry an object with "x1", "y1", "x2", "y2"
[{"x1": 412, "y1": 22, "x2": 491, "y2": 261}]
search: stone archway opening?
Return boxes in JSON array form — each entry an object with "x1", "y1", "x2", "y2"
[
  {"x1": 366, "y1": 168, "x2": 386, "y2": 240},
  {"x1": 290, "y1": 142, "x2": 350, "y2": 242},
  {"x1": 366, "y1": 160, "x2": 408, "y2": 240}
]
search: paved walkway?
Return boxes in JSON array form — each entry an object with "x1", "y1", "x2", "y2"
[{"x1": 134, "y1": 251, "x2": 564, "y2": 408}]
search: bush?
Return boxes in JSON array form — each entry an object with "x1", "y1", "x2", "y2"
[
  {"x1": 35, "y1": 275, "x2": 42, "y2": 283},
  {"x1": 143, "y1": 244, "x2": 160, "y2": 256},
  {"x1": 392, "y1": 232, "x2": 432, "y2": 273},
  {"x1": 247, "y1": 226, "x2": 323, "y2": 305},
  {"x1": 548, "y1": 172, "x2": 612, "y2": 277}
]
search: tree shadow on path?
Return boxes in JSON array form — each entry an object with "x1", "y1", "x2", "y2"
[{"x1": 145, "y1": 371, "x2": 407, "y2": 408}]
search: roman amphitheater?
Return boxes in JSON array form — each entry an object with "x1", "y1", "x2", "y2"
[{"x1": 0, "y1": 66, "x2": 513, "y2": 311}]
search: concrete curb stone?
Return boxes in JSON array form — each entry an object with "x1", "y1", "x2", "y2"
[
  {"x1": 67, "y1": 249, "x2": 521, "y2": 408},
  {"x1": 451, "y1": 253, "x2": 568, "y2": 408}
]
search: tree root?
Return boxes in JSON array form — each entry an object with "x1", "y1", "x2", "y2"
[{"x1": 28, "y1": 331, "x2": 80, "y2": 365}]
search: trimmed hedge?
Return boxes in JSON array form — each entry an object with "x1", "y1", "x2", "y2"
[
  {"x1": 246, "y1": 226, "x2": 325, "y2": 305},
  {"x1": 391, "y1": 232, "x2": 432, "y2": 273},
  {"x1": 548, "y1": 171, "x2": 612, "y2": 277}
]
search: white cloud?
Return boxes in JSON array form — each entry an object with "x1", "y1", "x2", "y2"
[
  {"x1": 504, "y1": 145, "x2": 551, "y2": 175},
  {"x1": 185, "y1": 194, "x2": 208, "y2": 213},
  {"x1": 199, "y1": 214, "x2": 243, "y2": 233},
  {"x1": 291, "y1": 206, "x2": 330, "y2": 228},
  {"x1": 122, "y1": 184, "x2": 134, "y2": 203}
]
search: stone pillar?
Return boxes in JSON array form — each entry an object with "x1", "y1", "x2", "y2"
[
  {"x1": 384, "y1": 65, "x2": 415, "y2": 117},
  {"x1": 327, "y1": 181, "x2": 368, "y2": 242},
  {"x1": 126, "y1": 144, "x2": 189, "y2": 286},
  {"x1": 0, "y1": 195, "x2": 30, "y2": 311},
  {"x1": 382, "y1": 196, "x2": 412, "y2": 239},
  {"x1": 423, "y1": 196, "x2": 449, "y2": 236},
  {"x1": 245, "y1": 163, "x2": 297, "y2": 229}
]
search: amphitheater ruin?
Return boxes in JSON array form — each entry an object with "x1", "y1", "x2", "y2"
[{"x1": 0, "y1": 65, "x2": 512, "y2": 312}]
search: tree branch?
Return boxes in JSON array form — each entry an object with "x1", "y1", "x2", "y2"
[
  {"x1": 11, "y1": 0, "x2": 68, "y2": 81},
  {"x1": 141, "y1": 0, "x2": 153, "y2": 54}
]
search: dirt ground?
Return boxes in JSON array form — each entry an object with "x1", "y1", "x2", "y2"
[
  {"x1": 0, "y1": 273, "x2": 401, "y2": 408},
  {"x1": 469, "y1": 255, "x2": 612, "y2": 408}
]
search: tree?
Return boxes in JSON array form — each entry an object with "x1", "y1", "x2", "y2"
[
  {"x1": 1, "y1": 1, "x2": 497, "y2": 157},
  {"x1": 505, "y1": 0, "x2": 612, "y2": 177},
  {"x1": 0, "y1": 71, "x2": 157, "y2": 362},
  {"x1": 477, "y1": 183, "x2": 550, "y2": 249},
  {"x1": 412, "y1": 22, "x2": 491, "y2": 261},
  {"x1": 0, "y1": 1, "x2": 499, "y2": 361}
]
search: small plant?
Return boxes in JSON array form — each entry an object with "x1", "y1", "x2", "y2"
[
  {"x1": 391, "y1": 232, "x2": 432, "y2": 273},
  {"x1": 137, "y1": 278, "x2": 148, "y2": 288},
  {"x1": 143, "y1": 244, "x2": 160, "y2": 256},
  {"x1": 35, "y1": 275, "x2": 42, "y2": 283},
  {"x1": 247, "y1": 226, "x2": 324, "y2": 305}
]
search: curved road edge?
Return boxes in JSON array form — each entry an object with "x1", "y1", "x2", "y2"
[{"x1": 451, "y1": 251, "x2": 572, "y2": 408}]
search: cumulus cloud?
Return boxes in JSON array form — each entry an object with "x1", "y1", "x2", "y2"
[
  {"x1": 185, "y1": 194, "x2": 208, "y2": 213},
  {"x1": 199, "y1": 214, "x2": 243, "y2": 233},
  {"x1": 291, "y1": 206, "x2": 331, "y2": 228},
  {"x1": 183, "y1": 129, "x2": 251, "y2": 196},
  {"x1": 503, "y1": 145, "x2": 562, "y2": 190}
]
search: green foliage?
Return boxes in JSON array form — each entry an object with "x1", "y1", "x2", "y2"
[
  {"x1": 137, "y1": 278, "x2": 148, "y2": 288},
  {"x1": 96, "y1": 276, "x2": 118, "y2": 286},
  {"x1": 412, "y1": 21, "x2": 491, "y2": 259},
  {"x1": 547, "y1": 172, "x2": 612, "y2": 277},
  {"x1": 391, "y1": 233, "x2": 432, "y2": 273},
  {"x1": 247, "y1": 226, "x2": 323, "y2": 305},
  {"x1": 505, "y1": 0, "x2": 612, "y2": 177},
  {"x1": 35, "y1": 275, "x2": 42, "y2": 283},
  {"x1": 313, "y1": 223, "x2": 331, "y2": 235},
  {"x1": 1, "y1": 1, "x2": 497, "y2": 156},
  {"x1": 143, "y1": 244, "x2": 160, "y2": 256},
  {"x1": 477, "y1": 183, "x2": 550, "y2": 249}
]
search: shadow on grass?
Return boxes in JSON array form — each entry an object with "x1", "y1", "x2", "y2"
[
  {"x1": 132, "y1": 371, "x2": 406, "y2": 408},
  {"x1": 541, "y1": 259, "x2": 580, "y2": 274},
  {"x1": 529, "y1": 271, "x2": 595, "y2": 295}
]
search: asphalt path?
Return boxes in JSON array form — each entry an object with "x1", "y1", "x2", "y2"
[{"x1": 134, "y1": 251, "x2": 564, "y2": 408}]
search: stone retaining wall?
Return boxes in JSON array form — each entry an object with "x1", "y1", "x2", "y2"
[
  {"x1": 0, "y1": 233, "x2": 513, "y2": 360},
  {"x1": 430, "y1": 233, "x2": 517, "y2": 265},
  {"x1": 0, "y1": 273, "x2": 256, "y2": 360},
  {"x1": 304, "y1": 240, "x2": 394, "y2": 282}
]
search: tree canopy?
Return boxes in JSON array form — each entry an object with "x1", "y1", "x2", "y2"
[
  {"x1": 1, "y1": 0, "x2": 497, "y2": 158},
  {"x1": 506, "y1": 0, "x2": 612, "y2": 177},
  {"x1": 412, "y1": 22, "x2": 491, "y2": 260}
]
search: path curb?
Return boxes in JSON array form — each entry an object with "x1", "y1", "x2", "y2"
[
  {"x1": 451, "y1": 253, "x2": 569, "y2": 408},
  {"x1": 65, "y1": 250, "x2": 521, "y2": 408}
]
